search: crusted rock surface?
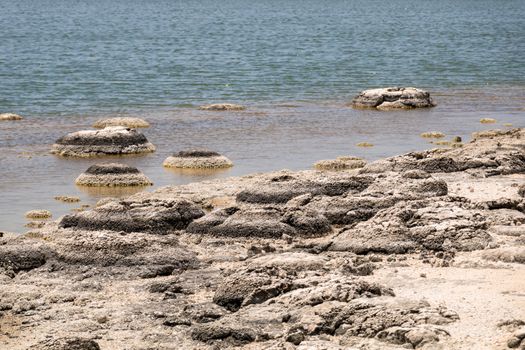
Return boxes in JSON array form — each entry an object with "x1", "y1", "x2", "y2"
[
  {"x1": 351, "y1": 87, "x2": 436, "y2": 110},
  {"x1": 50, "y1": 126, "x2": 156, "y2": 157},
  {"x1": 1, "y1": 128, "x2": 524, "y2": 349}
]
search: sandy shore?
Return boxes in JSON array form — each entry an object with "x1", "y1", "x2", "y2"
[{"x1": 1, "y1": 128, "x2": 524, "y2": 350}]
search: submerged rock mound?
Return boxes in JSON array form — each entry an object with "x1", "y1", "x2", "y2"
[
  {"x1": 199, "y1": 103, "x2": 246, "y2": 111},
  {"x1": 25, "y1": 210, "x2": 52, "y2": 219},
  {"x1": 93, "y1": 117, "x2": 150, "y2": 128},
  {"x1": 314, "y1": 156, "x2": 367, "y2": 170},
  {"x1": 0, "y1": 113, "x2": 23, "y2": 121},
  {"x1": 75, "y1": 163, "x2": 152, "y2": 187},
  {"x1": 60, "y1": 198, "x2": 205, "y2": 233},
  {"x1": 50, "y1": 126, "x2": 155, "y2": 157},
  {"x1": 351, "y1": 87, "x2": 436, "y2": 110},
  {"x1": 163, "y1": 149, "x2": 233, "y2": 169}
]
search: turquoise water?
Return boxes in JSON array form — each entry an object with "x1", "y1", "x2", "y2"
[
  {"x1": 0, "y1": 0, "x2": 524, "y2": 233},
  {"x1": 1, "y1": 0, "x2": 524, "y2": 115}
]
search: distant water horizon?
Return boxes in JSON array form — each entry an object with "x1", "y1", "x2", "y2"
[{"x1": 1, "y1": 0, "x2": 524, "y2": 116}]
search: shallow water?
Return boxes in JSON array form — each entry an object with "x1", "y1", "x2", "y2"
[
  {"x1": 1, "y1": 88, "x2": 524, "y2": 233},
  {"x1": 1, "y1": 0, "x2": 524, "y2": 232}
]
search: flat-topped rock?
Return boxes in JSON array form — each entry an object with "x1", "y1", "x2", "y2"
[
  {"x1": 75, "y1": 163, "x2": 152, "y2": 187},
  {"x1": 198, "y1": 103, "x2": 246, "y2": 111},
  {"x1": 163, "y1": 149, "x2": 233, "y2": 169},
  {"x1": 0, "y1": 113, "x2": 23, "y2": 121},
  {"x1": 93, "y1": 117, "x2": 150, "y2": 128},
  {"x1": 51, "y1": 126, "x2": 155, "y2": 157},
  {"x1": 314, "y1": 156, "x2": 366, "y2": 170},
  {"x1": 351, "y1": 87, "x2": 436, "y2": 110},
  {"x1": 25, "y1": 210, "x2": 52, "y2": 219}
]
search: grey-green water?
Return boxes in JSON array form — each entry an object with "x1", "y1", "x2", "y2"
[{"x1": 0, "y1": 0, "x2": 524, "y2": 232}]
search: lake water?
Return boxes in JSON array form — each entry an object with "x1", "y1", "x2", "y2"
[{"x1": 1, "y1": 0, "x2": 524, "y2": 232}]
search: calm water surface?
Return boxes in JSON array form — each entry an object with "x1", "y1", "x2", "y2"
[{"x1": 0, "y1": 0, "x2": 524, "y2": 232}]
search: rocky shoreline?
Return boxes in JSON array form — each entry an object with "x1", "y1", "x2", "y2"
[{"x1": 1, "y1": 128, "x2": 524, "y2": 349}]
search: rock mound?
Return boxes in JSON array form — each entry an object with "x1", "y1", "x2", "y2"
[
  {"x1": 93, "y1": 117, "x2": 150, "y2": 128},
  {"x1": 314, "y1": 156, "x2": 367, "y2": 170},
  {"x1": 25, "y1": 209, "x2": 52, "y2": 219},
  {"x1": 163, "y1": 149, "x2": 233, "y2": 169},
  {"x1": 0, "y1": 113, "x2": 23, "y2": 121},
  {"x1": 60, "y1": 198, "x2": 205, "y2": 233},
  {"x1": 75, "y1": 163, "x2": 152, "y2": 187},
  {"x1": 237, "y1": 174, "x2": 374, "y2": 204},
  {"x1": 187, "y1": 206, "x2": 331, "y2": 238},
  {"x1": 330, "y1": 199, "x2": 491, "y2": 254},
  {"x1": 199, "y1": 103, "x2": 245, "y2": 111},
  {"x1": 28, "y1": 338, "x2": 100, "y2": 350},
  {"x1": 351, "y1": 87, "x2": 436, "y2": 110},
  {"x1": 51, "y1": 126, "x2": 155, "y2": 157},
  {"x1": 0, "y1": 238, "x2": 49, "y2": 273},
  {"x1": 50, "y1": 229, "x2": 197, "y2": 269}
]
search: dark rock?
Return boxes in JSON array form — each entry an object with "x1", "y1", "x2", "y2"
[
  {"x1": 84, "y1": 163, "x2": 140, "y2": 175},
  {"x1": 187, "y1": 207, "x2": 331, "y2": 238},
  {"x1": 60, "y1": 198, "x2": 205, "y2": 233},
  {"x1": 174, "y1": 149, "x2": 221, "y2": 158},
  {"x1": 51, "y1": 126, "x2": 156, "y2": 157},
  {"x1": 28, "y1": 337, "x2": 100, "y2": 350},
  {"x1": 213, "y1": 268, "x2": 294, "y2": 312},
  {"x1": 237, "y1": 175, "x2": 374, "y2": 204},
  {"x1": 191, "y1": 323, "x2": 256, "y2": 345},
  {"x1": 0, "y1": 239, "x2": 48, "y2": 273}
]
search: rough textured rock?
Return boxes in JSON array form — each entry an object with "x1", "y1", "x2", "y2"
[
  {"x1": 59, "y1": 198, "x2": 204, "y2": 233},
  {"x1": 0, "y1": 113, "x2": 23, "y2": 121},
  {"x1": 163, "y1": 149, "x2": 233, "y2": 169},
  {"x1": 187, "y1": 206, "x2": 331, "y2": 238},
  {"x1": 361, "y1": 128, "x2": 525, "y2": 176},
  {"x1": 75, "y1": 163, "x2": 153, "y2": 187},
  {"x1": 54, "y1": 196, "x2": 81, "y2": 203},
  {"x1": 25, "y1": 209, "x2": 52, "y2": 219},
  {"x1": 93, "y1": 117, "x2": 150, "y2": 128},
  {"x1": 0, "y1": 237, "x2": 49, "y2": 273},
  {"x1": 305, "y1": 172, "x2": 447, "y2": 225},
  {"x1": 27, "y1": 337, "x2": 101, "y2": 350},
  {"x1": 237, "y1": 174, "x2": 374, "y2": 204},
  {"x1": 48, "y1": 229, "x2": 197, "y2": 269},
  {"x1": 519, "y1": 184, "x2": 525, "y2": 198},
  {"x1": 351, "y1": 87, "x2": 436, "y2": 110},
  {"x1": 198, "y1": 103, "x2": 246, "y2": 111},
  {"x1": 314, "y1": 156, "x2": 367, "y2": 170},
  {"x1": 482, "y1": 247, "x2": 525, "y2": 264},
  {"x1": 50, "y1": 126, "x2": 156, "y2": 157},
  {"x1": 1, "y1": 128, "x2": 524, "y2": 349},
  {"x1": 331, "y1": 199, "x2": 491, "y2": 254}
]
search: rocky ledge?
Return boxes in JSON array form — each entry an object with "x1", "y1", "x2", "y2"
[
  {"x1": 75, "y1": 163, "x2": 153, "y2": 187},
  {"x1": 1, "y1": 128, "x2": 524, "y2": 349},
  {"x1": 50, "y1": 126, "x2": 156, "y2": 157},
  {"x1": 351, "y1": 87, "x2": 436, "y2": 110},
  {"x1": 163, "y1": 149, "x2": 234, "y2": 169}
]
